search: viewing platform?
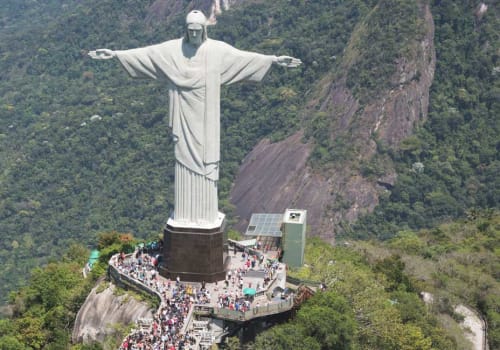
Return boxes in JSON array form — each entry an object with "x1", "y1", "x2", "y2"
[
  {"x1": 107, "y1": 240, "x2": 305, "y2": 349},
  {"x1": 197, "y1": 298, "x2": 294, "y2": 322}
]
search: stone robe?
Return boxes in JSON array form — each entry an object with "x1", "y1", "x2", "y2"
[{"x1": 115, "y1": 38, "x2": 275, "y2": 226}]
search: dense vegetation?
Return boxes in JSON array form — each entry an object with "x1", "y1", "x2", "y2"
[
  {"x1": 0, "y1": 244, "x2": 94, "y2": 349},
  {"x1": 2, "y1": 213, "x2": 498, "y2": 349},
  {"x1": 346, "y1": 0, "x2": 426, "y2": 103},
  {"x1": 0, "y1": 231, "x2": 140, "y2": 349},
  {"x1": 247, "y1": 210, "x2": 499, "y2": 349},
  {"x1": 378, "y1": 210, "x2": 500, "y2": 348},
  {"x1": 353, "y1": 0, "x2": 500, "y2": 238},
  {"x1": 0, "y1": 0, "x2": 498, "y2": 347},
  {"x1": 302, "y1": 0, "x2": 430, "y2": 170},
  {"x1": 248, "y1": 239, "x2": 456, "y2": 350},
  {"x1": 0, "y1": 0, "x2": 374, "y2": 302}
]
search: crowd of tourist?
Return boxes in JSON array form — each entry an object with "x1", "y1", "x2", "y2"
[
  {"x1": 109, "y1": 244, "x2": 285, "y2": 350},
  {"x1": 216, "y1": 292, "x2": 252, "y2": 312},
  {"x1": 114, "y1": 252, "x2": 201, "y2": 350},
  {"x1": 119, "y1": 300, "x2": 198, "y2": 350}
]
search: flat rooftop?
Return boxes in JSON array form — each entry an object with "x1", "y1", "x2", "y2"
[
  {"x1": 245, "y1": 213, "x2": 283, "y2": 237},
  {"x1": 283, "y1": 209, "x2": 306, "y2": 224}
]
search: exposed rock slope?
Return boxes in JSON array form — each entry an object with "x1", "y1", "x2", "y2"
[
  {"x1": 72, "y1": 282, "x2": 154, "y2": 344},
  {"x1": 231, "y1": 2, "x2": 436, "y2": 239},
  {"x1": 231, "y1": 131, "x2": 334, "y2": 240},
  {"x1": 145, "y1": 0, "x2": 247, "y2": 23}
]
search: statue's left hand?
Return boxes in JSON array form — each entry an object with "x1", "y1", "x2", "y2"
[{"x1": 275, "y1": 56, "x2": 302, "y2": 68}]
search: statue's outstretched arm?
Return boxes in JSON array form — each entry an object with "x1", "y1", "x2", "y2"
[
  {"x1": 274, "y1": 55, "x2": 302, "y2": 68},
  {"x1": 88, "y1": 49, "x2": 116, "y2": 60}
]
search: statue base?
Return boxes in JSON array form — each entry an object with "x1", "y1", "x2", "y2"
[{"x1": 159, "y1": 213, "x2": 228, "y2": 283}]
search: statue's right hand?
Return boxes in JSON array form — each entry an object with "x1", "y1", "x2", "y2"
[{"x1": 88, "y1": 49, "x2": 116, "y2": 60}]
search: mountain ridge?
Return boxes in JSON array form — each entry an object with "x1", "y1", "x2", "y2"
[
  {"x1": 0, "y1": 0, "x2": 498, "y2": 307},
  {"x1": 231, "y1": 1, "x2": 436, "y2": 238}
]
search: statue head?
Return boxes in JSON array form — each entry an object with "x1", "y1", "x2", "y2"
[{"x1": 185, "y1": 10, "x2": 207, "y2": 46}]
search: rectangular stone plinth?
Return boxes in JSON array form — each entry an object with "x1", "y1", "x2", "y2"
[{"x1": 159, "y1": 217, "x2": 228, "y2": 283}]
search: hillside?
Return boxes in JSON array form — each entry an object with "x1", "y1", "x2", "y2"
[
  {"x1": 254, "y1": 210, "x2": 499, "y2": 349},
  {"x1": 231, "y1": 0, "x2": 499, "y2": 241},
  {"x1": 0, "y1": 0, "x2": 498, "y2": 308},
  {"x1": 1, "y1": 212, "x2": 497, "y2": 349},
  {"x1": 0, "y1": 0, "x2": 365, "y2": 302},
  {"x1": 0, "y1": 0, "x2": 248, "y2": 302},
  {"x1": 353, "y1": 0, "x2": 500, "y2": 239},
  {"x1": 231, "y1": 0, "x2": 436, "y2": 238}
]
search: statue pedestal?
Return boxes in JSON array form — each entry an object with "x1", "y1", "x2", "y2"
[{"x1": 159, "y1": 214, "x2": 228, "y2": 283}]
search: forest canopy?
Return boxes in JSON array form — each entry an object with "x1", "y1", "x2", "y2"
[{"x1": 0, "y1": 2, "x2": 498, "y2": 348}]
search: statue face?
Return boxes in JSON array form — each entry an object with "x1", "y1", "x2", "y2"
[{"x1": 187, "y1": 25, "x2": 203, "y2": 46}]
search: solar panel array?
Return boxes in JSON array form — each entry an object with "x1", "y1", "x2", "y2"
[{"x1": 245, "y1": 213, "x2": 283, "y2": 237}]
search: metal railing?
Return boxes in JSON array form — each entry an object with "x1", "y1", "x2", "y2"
[
  {"x1": 210, "y1": 298, "x2": 293, "y2": 321},
  {"x1": 286, "y1": 275, "x2": 322, "y2": 287}
]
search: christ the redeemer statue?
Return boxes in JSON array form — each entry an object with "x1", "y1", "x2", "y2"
[{"x1": 89, "y1": 10, "x2": 301, "y2": 227}]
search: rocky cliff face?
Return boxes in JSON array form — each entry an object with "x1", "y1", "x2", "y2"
[
  {"x1": 145, "y1": 0, "x2": 247, "y2": 23},
  {"x1": 230, "y1": 3, "x2": 436, "y2": 240},
  {"x1": 72, "y1": 282, "x2": 154, "y2": 344},
  {"x1": 230, "y1": 131, "x2": 335, "y2": 240}
]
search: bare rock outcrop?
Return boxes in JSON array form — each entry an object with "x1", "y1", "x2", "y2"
[
  {"x1": 72, "y1": 282, "x2": 154, "y2": 344},
  {"x1": 145, "y1": 0, "x2": 247, "y2": 24},
  {"x1": 231, "y1": 131, "x2": 334, "y2": 240},
  {"x1": 230, "y1": 3, "x2": 436, "y2": 239}
]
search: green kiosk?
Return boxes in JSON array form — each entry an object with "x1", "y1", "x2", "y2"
[
  {"x1": 281, "y1": 209, "x2": 307, "y2": 269},
  {"x1": 244, "y1": 209, "x2": 307, "y2": 269}
]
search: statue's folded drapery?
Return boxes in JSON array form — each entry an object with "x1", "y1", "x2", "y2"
[{"x1": 115, "y1": 38, "x2": 275, "y2": 225}]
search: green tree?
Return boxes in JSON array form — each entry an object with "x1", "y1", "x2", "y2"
[
  {"x1": 252, "y1": 323, "x2": 321, "y2": 350},
  {"x1": 373, "y1": 254, "x2": 414, "y2": 292},
  {"x1": 14, "y1": 316, "x2": 46, "y2": 349},
  {"x1": 295, "y1": 292, "x2": 357, "y2": 350},
  {"x1": 224, "y1": 336, "x2": 240, "y2": 350},
  {"x1": 0, "y1": 335, "x2": 29, "y2": 350}
]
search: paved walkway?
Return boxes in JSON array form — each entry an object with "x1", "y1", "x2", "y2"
[
  {"x1": 111, "y1": 242, "x2": 290, "y2": 349},
  {"x1": 421, "y1": 292, "x2": 487, "y2": 350}
]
